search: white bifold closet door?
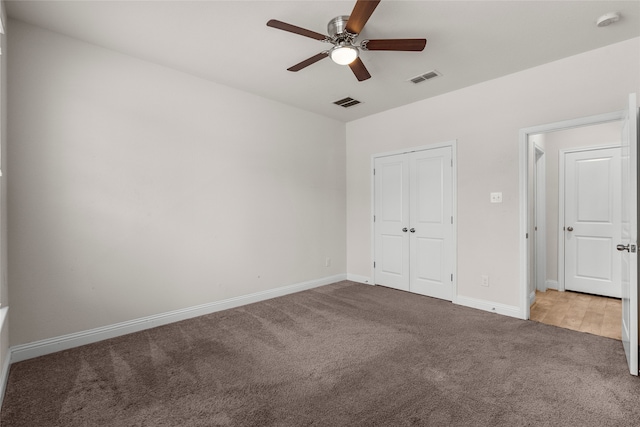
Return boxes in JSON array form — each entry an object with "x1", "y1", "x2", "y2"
[{"x1": 374, "y1": 147, "x2": 454, "y2": 301}]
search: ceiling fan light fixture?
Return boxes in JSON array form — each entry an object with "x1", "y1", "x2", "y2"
[{"x1": 330, "y1": 44, "x2": 359, "y2": 65}]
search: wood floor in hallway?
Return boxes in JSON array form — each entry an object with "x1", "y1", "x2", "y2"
[{"x1": 530, "y1": 289, "x2": 621, "y2": 340}]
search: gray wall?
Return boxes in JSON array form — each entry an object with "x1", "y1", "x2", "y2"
[
  {"x1": 7, "y1": 20, "x2": 347, "y2": 345},
  {"x1": 346, "y1": 37, "x2": 640, "y2": 310}
]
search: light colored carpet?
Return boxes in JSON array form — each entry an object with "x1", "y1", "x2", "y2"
[{"x1": 2, "y1": 281, "x2": 639, "y2": 426}]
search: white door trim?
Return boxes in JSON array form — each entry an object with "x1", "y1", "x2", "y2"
[
  {"x1": 518, "y1": 111, "x2": 625, "y2": 320},
  {"x1": 557, "y1": 144, "x2": 621, "y2": 293},
  {"x1": 534, "y1": 145, "x2": 546, "y2": 294},
  {"x1": 371, "y1": 140, "x2": 457, "y2": 302},
  {"x1": 621, "y1": 93, "x2": 638, "y2": 375}
]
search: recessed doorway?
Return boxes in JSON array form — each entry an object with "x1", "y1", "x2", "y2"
[
  {"x1": 526, "y1": 119, "x2": 623, "y2": 339},
  {"x1": 523, "y1": 116, "x2": 624, "y2": 315},
  {"x1": 528, "y1": 125, "x2": 624, "y2": 342},
  {"x1": 520, "y1": 94, "x2": 639, "y2": 376}
]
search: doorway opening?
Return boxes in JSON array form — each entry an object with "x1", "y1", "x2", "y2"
[
  {"x1": 528, "y1": 120, "x2": 625, "y2": 340},
  {"x1": 526, "y1": 120, "x2": 624, "y2": 339},
  {"x1": 519, "y1": 110, "x2": 626, "y2": 322},
  {"x1": 521, "y1": 94, "x2": 638, "y2": 375}
]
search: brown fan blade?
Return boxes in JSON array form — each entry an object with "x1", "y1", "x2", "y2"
[
  {"x1": 345, "y1": 0, "x2": 381, "y2": 35},
  {"x1": 287, "y1": 52, "x2": 329, "y2": 72},
  {"x1": 267, "y1": 19, "x2": 328, "y2": 41},
  {"x1": 348, "y1": 57, "x2": 371, "y2": 81},
  {"x1": 362, "y1": 38, "x2": 427, "y2": 51}
]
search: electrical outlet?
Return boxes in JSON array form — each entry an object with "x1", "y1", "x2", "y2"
[
  {"x1": 490, "y1": 192, "x2": 503, "y2": 203},
  {"x1": 325, "y1": 257, "x2": 331, "y2": 267},
  {"x1": 481, "y1": 275, "x2": 489, "y2": 287}
]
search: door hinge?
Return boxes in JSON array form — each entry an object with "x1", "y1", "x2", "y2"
[
  {"x1": 374, "y1": 261, "x2": 376, "y2": 268},
  {"x1": 451, "y1": 216, "x2": 453, "y2": 224},
  {"x1": 451, "y1": 159, "x2": 453, "y2": 167},
  {"x1": 451, "y1": 273, "x2": 453, "y2": 282},
  {"x1": 373, "y1": 168, "x2": 376, "y2": 175},
  {"x1": 374, "y1": 215, "x2": 376, "y2": 222}
]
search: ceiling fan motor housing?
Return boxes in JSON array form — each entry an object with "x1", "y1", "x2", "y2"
[{"x1": 328, "y1": 15, "x2": 351, "y2": 37}]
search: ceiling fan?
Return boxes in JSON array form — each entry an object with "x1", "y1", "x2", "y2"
[{"x1": 266, "y1": 0, "x2": 426, "y2": 82}]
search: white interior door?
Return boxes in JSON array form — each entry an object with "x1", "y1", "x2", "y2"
[
  {"x1": 374, "y1": 154, "x2": 410, "y2": 291},
  {"x1": 374, "y1": 146, "x2": 454, "y2": 300},
  {"x1": 620, "y1": 93, "x2": 638, "y2": 376},
  {"x1": 564, "y1": 147, "x2": 621, "y2": 298},
  {"x1": 409, "y1": 148, "x2": 453, "y2": 300}
]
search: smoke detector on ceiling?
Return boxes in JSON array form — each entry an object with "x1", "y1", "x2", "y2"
[{"x1": 596, "y1": 12, "x2": 621, "y2": 27}]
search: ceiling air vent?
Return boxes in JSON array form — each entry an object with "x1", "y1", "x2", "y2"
[
  {"x1": 409, "y1": 70, "x2": 441, "y2": 84},
  {"x1": 333, "y1": 97, "x2": 361, "y2": 108}
]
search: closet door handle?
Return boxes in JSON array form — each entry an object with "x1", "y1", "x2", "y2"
[
  {"x1": 410, "y1": 228, "x2": 416, "y2": 233},
  {"x1": 402, "y1": 228, "x2": 408, "y2": 232}
]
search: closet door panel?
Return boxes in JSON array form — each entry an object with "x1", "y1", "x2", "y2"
[
  {"x1": 374, "y1": 146, "x2": 454, "y2": 300},
  {"x1": 374, "y1": 155, "x2": 410, "y2": 291},
  {"x1": 410, "y1": 148, "x2": 453, "y2": 300}
]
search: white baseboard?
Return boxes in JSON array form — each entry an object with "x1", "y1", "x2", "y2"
[
  {"x1": 529, "y1": 290, "x2": 536, "y2": 306},
  {"x1": 545, "y1": 280, "x2": 559, "y2": 290},
  {"x1": 346, "y1": 274, "x2": 372, "y2": 285},
  {"x1": 10, "y1": 274, "x2": 347, "y2": 364},
  {"x1": 455, "y1": 295, "x2": 522, "y2": 319}
]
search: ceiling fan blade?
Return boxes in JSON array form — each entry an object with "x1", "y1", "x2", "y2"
[
  {"x1": 267, "y1": 19, "x2": 328, "y2": 41},
  {"x1": 348, "y1": 57, "x2": 371, "y2": 81},
  {"x1": 362, "y1": 38, "x2": 427, "y2": 51},
  {"x1": 287, "y1": 52, "x2": 329, "y2": 72},
  {"x1": 345, "y1": 0, "x2": 381, "y2": 35}
]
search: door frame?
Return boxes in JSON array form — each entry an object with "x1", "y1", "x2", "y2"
[
  {"x1": 557, "y1": 144, "x2": 622, "y2": 293},
  {"x1": 534, "y1": 145, "x2": 546, "y2": 295},
  {"x1": 371, "y1": 140, "x2": 458, "y2": 302},
  {"x1": 518, "y1": 111, "x2": 625, "y2": 320}
]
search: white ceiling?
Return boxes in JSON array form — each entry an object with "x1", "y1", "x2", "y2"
[{"x1": 6, "y1": 1, "x2": 640, "y2": 122}]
